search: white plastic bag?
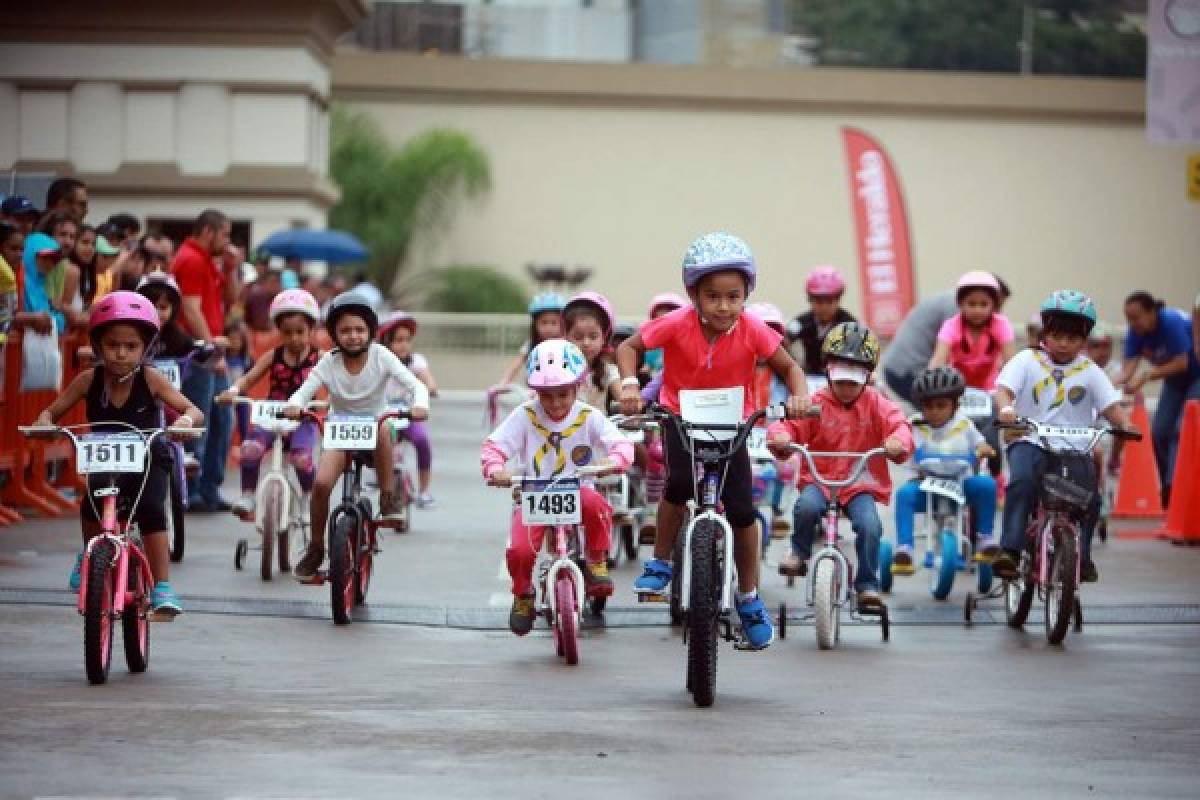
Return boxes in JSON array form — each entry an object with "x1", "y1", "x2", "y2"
[{"x1": 20, "y1": 328, "x2": 62, "y2": 391}]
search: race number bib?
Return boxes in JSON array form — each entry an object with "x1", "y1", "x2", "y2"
[
  {"x1": 520, "y1": 478, "x2": 582, "y2": 525},
  {"x1": 76, "y1": 434, "x2": 146, "y2": 474},
  {"x1": 251, "y1": 401, "x2": 290, "y2": 427},
  {"x1": 960, "y1": 388, "x2": 992, "y2": 416},
  {"x1": 920, "y1": 476, "x2": 966, "y2": 505},
  {"x1": 323, "y1": 414, "x2": 378, "y2": 450},
  {"x1": 746, "y1": 427, "x2": 772, "y2": 461},
  {"x1": 152, "y1": 360, "x2": 182, "y2": 390}
]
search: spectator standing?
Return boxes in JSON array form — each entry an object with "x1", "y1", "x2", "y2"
[
  {"x1": 72, "y1": 224, "x2": 97, "y2": 307},
  {"x1": 105, "y1": 213, "x2": 141, "y2": 248},
  {"x1": 44, "y1": 177, "x2": 88, "y2": 223},
  {"x1": 1, "y1": 196, "x2": 41, "y2": 235},
  {"x1": 171, "y1": 209, "x2": 240, "y2": 511},
  {"x1": 242, "y1": 263, "x2": 283, "y2": 333}
]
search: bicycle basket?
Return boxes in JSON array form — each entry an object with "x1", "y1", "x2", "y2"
[{"x1": 1039, "y1": 455, "x2": 1095, "y2": 515}]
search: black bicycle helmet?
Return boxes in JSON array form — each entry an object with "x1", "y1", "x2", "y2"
[
  {"x1": 324, "y1": 291, "x2": 378, "y2": 339},
  {"x1": 821, "y1": 321, "x2": 880, "y2": 369},
  {"x1": 913, "y1": 365, "x2": 966, "y2": 403}
]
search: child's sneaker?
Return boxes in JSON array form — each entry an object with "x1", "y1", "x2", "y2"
[
  {"x1": 68, "y1": 552, "x2": 84, "y2": 591},
  {"x1": 415, "y1": 492, "x2": 435, "y2": 509},
  {"x1": 770, "y1": 513, "x2": 791, "y2": 537},
  {"x1": 584, "y1": 561, "x2": 614, "y2": 597},
  {"x1": 857, "y1": 588, "x2": 883, "y2": 612},
  {"x1": 293, "y1": 545, "x2": 325, "y2": 581},
  {"x1": 633, "y1": 558, "x2": 672, "y2": 594},
  {"x1": 379, "y1": 491, "x2": 404, "y2": 521},
  {"x1": 974, "y1": 536, "x2": 1000, "y2": 562},
  {"x1": 735, "y1": 594, "x2": 774, "y2": 650},
  {"x1": 150, "y1": 581, "x2": 183, "y2": 617},
  {"x1": 991, "y1": 549, "x2": 1021, "y2": 580},
  {"x1": 1081, "y1": 559, "x2": 1099, "y2": 583},
  {"x1": 232, "y1": 494, "x2": 256, "y2": 520},
  {"x1": 509, "y1": 593, "x2": 536, "y2": 636},
  {"x1": 777, "y1": 551, "x2": 807, "y2": 577},
  {"x1": 892, "y1": 547, "x2": 915, "y2": 575}
]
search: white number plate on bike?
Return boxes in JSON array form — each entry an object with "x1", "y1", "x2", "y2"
[
  {"x1": 920, "y1": 476, "x2": 965, "y2": 504},
  {"x1": 76, "y1": 434, "x2": 146, "y2": 474},
  {"x1": 747, "y1": 427, "x2": 772, "y2": 460},
  {"x1": 152, "y1": 360, "x2": 182, "y2": 390},
  {"x1": 251, "y1": 401, "x2": 291, "y2": 427},
  {"x1": 960, "y1": 389, "x2": 992, "y2": 416},
  {"x1": 520, "y1": 478, "x2": 582, "y2": 525},
  {"x1": 323, "y1": 414, "x2": 377, "y2": 450}
]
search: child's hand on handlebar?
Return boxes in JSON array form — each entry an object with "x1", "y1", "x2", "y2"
[
  {"x1": 618, "y1": 384, "x2": 641, "y2": 416},
  {"x1": 215, "y1": 389, "x2": 238, "y2": 405},
  {"x1": 997, "y1": 406, "x2": 1017, "y2": 425},
  {"x1": 884, "y1": 436, "x2": 907, "y2": 462},
  {"x1": 784, "y1": 394, "x2": 811, "y2": 420},
  {"x1": 487, "y1": 470, "x2": 513, "y2": 488},
  {"x1": 767, "y1": 433, "x2": 793, "y2": 460},
  {"x1": 975, "y1": 442, "x2": 997, "y2": 460},
  {"x1": 281, "y1": 405, "x2": 302, "y2": 421},
  {"x1": 34, "y1": 412, "x2": 53, "y2": 428}
]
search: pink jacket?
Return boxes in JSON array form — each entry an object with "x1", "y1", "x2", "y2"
[{"x1": 767, "y1": 385, "x2": 913, "y2": 503}]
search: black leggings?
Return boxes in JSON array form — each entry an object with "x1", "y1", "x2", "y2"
[
  {"x1": 81, "y1": 442, "x2": 170, "y2": 533},
  {"x1": 662, "y1": 418, "x2": 757, "y2": 529}
]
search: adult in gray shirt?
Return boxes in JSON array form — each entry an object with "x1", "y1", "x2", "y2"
[{"x1": 880, "y1": 291, "x2": 957, "y2": 405}]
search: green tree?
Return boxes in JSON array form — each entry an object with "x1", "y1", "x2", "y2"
[
  {"x1": 794, "y1": 0, "x2": 1145, "y2": 77},
  {"x1": 329, "y1": 108, "x2": 492, "y2": 298},
  {"x1": 419, "y1": 264, "x2": 529, "y2": 313}
]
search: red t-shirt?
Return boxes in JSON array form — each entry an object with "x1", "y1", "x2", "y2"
[
  {"x1": 171, "y1": 237, "x2": 225, "y2": 338},
  {"x1": 640, "y1": 306, "x2": 782, "y2": 417}
]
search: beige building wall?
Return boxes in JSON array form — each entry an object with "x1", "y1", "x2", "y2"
[{"x1": 335, "y1": 55, "x2": 1198, "y2": 328}]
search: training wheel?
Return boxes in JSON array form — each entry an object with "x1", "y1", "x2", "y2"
[
  {"x1": 234, "y1": 539, "x2": 248, "y2": 570},
  {"x1": 880, "y1": 605, "x2": 890, "y2": 642},
  {"x1": 1073, "y1": 597, "x2": 1084, "y2": 633},
  {"x1": 964, "y1": 592, "x2": 975, "y2": 626},
  {"x1": 778, "y1": 602, "x2": 787, "y2": 640}
]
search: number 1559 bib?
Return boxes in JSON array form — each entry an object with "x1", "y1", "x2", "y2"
[{"x1": 323, "y1": 414, "x2": 378, "y2": 450}]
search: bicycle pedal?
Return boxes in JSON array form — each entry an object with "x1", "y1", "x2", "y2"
[
  {"x1": 298, "y1": 571, "x2": 326, "y2": 586},
  {"x1": 149, "y1": 611, "x2": 177, "y2": 623}
]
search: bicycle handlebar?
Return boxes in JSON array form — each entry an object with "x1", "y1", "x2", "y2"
[
  {"x1": 490, "y1": 464, "x2": 612, "y2": 489},
  {"x1": 997, "y1": 417, "x2": 1142, "y2": 449},
  {"x1": 18, "y1": 422, "x2": 206, "y2": 446},
  {"x1": 787, "y1": 445, "x2": 889, "y2": 490}
]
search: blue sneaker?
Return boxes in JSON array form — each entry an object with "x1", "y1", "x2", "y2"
[
  {"x1": 633, "y1": 558, "x2": 672, "y2": 595},
  {"x1": 923, "y1": 550, "x2": 935, "y2": 569},
  {"x1": 150, "y1": 581, "x2": 183, "y2": 617},
  {"x1": 68, "y1": 552, "x2": 83, "y2": 592},
  {"x1": 736, "y1": 594, "x2": 774, "y2": 650}
]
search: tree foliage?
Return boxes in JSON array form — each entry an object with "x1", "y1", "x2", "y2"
[
  {"x1": 419, "y1": 264, "x2": 529, "y2": 313},
  {"x1": 329, "y1": 108, "x2": 492, "y2": 298},
  {"x1": 794, "y1": 0, "x2": 1145, "y2": 77}
]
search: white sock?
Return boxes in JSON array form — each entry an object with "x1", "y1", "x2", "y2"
[{"x1": 735, "y1": 588, "x2": 758, "y2": 604}]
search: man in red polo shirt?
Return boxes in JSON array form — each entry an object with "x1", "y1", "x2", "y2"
[{"x1": 172, "y1": 209, "x2": 240, "y2": 511}]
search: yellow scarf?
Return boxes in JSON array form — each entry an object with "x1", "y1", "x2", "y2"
[
  {"x1": 524, "y1": 405, "x2": 592, "y2": 476},
  {"x1": 1031, "y1": 350, "x2": 1092, "y2": 412}
]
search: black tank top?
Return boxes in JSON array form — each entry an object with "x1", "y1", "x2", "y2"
[{"x1": 86, "y1": 367, "x2": 160, "y2": 433}]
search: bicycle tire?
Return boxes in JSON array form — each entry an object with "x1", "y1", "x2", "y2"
[
  {"x1": 278, "y1": 526, "x2": 291, "y2": 574},
  {"x1": 930, "y1": 530, "x2": 957, "y2": 600},
  {"x1": 121, "y1": 563, "x2": 149, "y2": 673},
  {"x1": 556, "y1": 575, "x2": 580, "y2": 665},
  {"x1": 1045, "y1": 526, "x2": 1077, "y2": 645},
  {"x1": 356, "y1": 527, "x2": 374, "y2": 605},
  {"x1": 261, "y1": 487, "x2": 281, "y2": 582},
  {"x1": 83, "y1": 541, "x2": 115, "y2": 684},
  {"x1": 1005, "y1": 550, "x2": 1036, "y2": 629},
  {"x1": 669, "y1": 529, "x2": 684, "y2": 626},
  {"x1": 686, "y1": 519, "x2": 721, "y2": 708},
  {"x1": 328, "y1": 513, "x2": 357, "y2": 625},
  {"x1": 813, "y1": 557, "x2": 839, "y2": 651},
  {"x1": 168, "y1": 463, "x2": 185, "y2": 563}
]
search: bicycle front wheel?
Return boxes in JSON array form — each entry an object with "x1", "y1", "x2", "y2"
[
  {"x1": 555, "y1": 574, "x2": 580, "y2": 665},
  {"x1": 686, "y1": 519, "x2": 721, "y2": 708},
  {"x1": 328, "y1": 513, "x2": 357, "y2": 625},
  {"x1": 1045, "y1": 526, "x2": 1077, "y2": 645},
  {"x1": 168, "y1": 462, "x2": 185, "y2": 563},
  {"x1": 121, "y1": 562, "x2": 149, "y2": 674},
  {"x1": 83, "y1": 541, "x2": 116, "y2": 684},
  {"x1": 813, "y1": 557, "x2": 840, "y2": 651},
  {"x1": 260, "y1": 486, "x2": 281, "y2": 582}
]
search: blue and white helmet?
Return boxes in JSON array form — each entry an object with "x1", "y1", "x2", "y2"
[
  {"x1": 681, "y1": 232, "x2": 757, "y2": 292},
  {"x1": 528, "y1": 292, "x2": 566, "y2": 315}
]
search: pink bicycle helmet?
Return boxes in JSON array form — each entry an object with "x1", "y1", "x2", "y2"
[
  {"x1": 805, "y1": 265, "x2": 846, "y2": 297},
  {"x1": 526, "y1": 338, "x2": 588, "y2": 390},
  {"x1": 269, "y1": 288, "x2": 320, "y2": 325},
  {"x1": 748, "y1": 302, "x2": 786, "y2": 335},
  {"x1": 647, "y1": 292, "x2": 687, "y2": 318},
  {"x1": 956, "y1": 270, "x2": 1001, "y2": 304},
  {"x1": 378, "y1": 310, "x2": 417, "y2": 341},
  {"x1": 563, "y1": 291, "x2": 615, "y2": 337},
  {"x1": 88, "y1": 290, "x2": 160, "y2": 346}
]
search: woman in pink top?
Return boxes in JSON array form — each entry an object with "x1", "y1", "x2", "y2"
[{"x1": 929, "y1": 271, "x2": 1016, "y2": 390}]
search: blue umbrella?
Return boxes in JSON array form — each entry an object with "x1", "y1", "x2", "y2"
[{"x1": 258, "y1": 228, "x2": 369, "y2": 264}]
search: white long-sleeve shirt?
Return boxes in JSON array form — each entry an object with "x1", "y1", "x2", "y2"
[{"x1": 289, "y1": 342, "x2": 429, "y2": 416}]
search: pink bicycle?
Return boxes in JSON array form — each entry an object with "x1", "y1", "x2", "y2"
[{"x1": 20, "y1": 421, "x2": 203, "y2": 684}]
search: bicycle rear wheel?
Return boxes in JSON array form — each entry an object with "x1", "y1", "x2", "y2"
[
  {"x1": 555, "y1": 574, "x2": 580, "y2": 665},
  {"x1": 121, "y1": 563, "x2": 149, "y2": 673},
  {"x1": 83, "y1": 541, "x2": 116, "y2": 684},
  {"x1": 669, "y1": 529, "x2": 684, "y2": 626},
  {"x1": 168, "y1": 463, "x2": 185, "y2": 563},
  {"x1": 686, "y1": 519, "x2": 721, "y2": 708},
  {"x1": 328, "y1": 513, "x2": 357, "y2": 625},
  {"x1": 1044, "y1": 527, "x2": 1077, "y2": 645}
]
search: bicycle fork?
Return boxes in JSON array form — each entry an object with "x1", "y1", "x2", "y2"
[
  {"x1": 542, "y1": 526, "x2": 586, "y2": 624},
  {"x1": 805, "y1": 511, "x2": 851, "y2": 609},
  {"x1": 679, "y1": 510, "x2": 735, "y2": 615}
]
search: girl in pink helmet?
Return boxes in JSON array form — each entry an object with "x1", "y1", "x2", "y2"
[
  {"x1": 929, "y1": 270, "x2": 1016, "y2": 390},
  {"x1": 563, "y1": 290, "x2": 621, "y2": 410},
  {"x1": 482, "y1": 339, "x2": 633, "y2": 636},
  {"x1": 785, "y1": 265, "x2": 857, "y2": 375},
  {"x1": 379, "y1": 311, "x2": 438, "y2": 508},
  {"x1": 216, "y1": 289, "x2": 323, "y2": 519},
  {"x1": 34, "y1": 290, "x2": 205, "y2": 617}
]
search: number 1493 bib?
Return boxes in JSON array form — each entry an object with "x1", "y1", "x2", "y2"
[{"x1": 520, "y1": 478, "x2": 582, "y2": 525}]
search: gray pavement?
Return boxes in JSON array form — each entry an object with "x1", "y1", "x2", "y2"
[{"x1": 2, "y1": 394, "x2": 1200, "y2": 798}]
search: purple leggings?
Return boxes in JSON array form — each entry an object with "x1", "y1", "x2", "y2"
[
  {"x1": 240, "y1": 420, "x2": 319, "y2": 492},
  {"x1": 396, "y1": 420, "x2": 433, "y2": 471}
]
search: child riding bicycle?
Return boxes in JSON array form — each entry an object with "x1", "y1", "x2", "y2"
[
  {"x1": 616, "y1": 232, "x2": 810, "y2": 651},
  {"x1": 35, "y1": 291, "x2": 204, "y2": 616},
  {"x1": 767, "y1": 322, "x2": 912, "y2": 611},
  {"x1": 892, "y1": 365, "x2": 998, "y2": 574},
  {"x1": 992, "y1": 290, "x2": 1133, "y2": 584},
  {"x1": 284, "y1": 292, "x2": 430, "y2": 581},
  {"x1": 482, "y1": 339, "x2": 633, "y2": 636},
  {"x1": 379, "y1": 310, "x2": 438, "y2": 508},
  {"x1": 216, "y1": 289, "x2": 322, "y2": 518}
]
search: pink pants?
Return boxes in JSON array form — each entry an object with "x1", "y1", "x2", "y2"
[{"x1": 507, "y1": 486, "x2": 611, "y2": 596}]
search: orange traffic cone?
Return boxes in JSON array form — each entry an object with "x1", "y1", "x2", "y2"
[
  {"x1": 1112, "y1": 396, "x2": 1164, "y2": 523},
  {"x1": 1156, "y1": 400, "x2": 1200, "y2": 545}
]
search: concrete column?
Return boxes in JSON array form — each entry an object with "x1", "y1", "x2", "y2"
[
  {"x1": 70, "y1": 82, "x2": 123, "y2": 172},
  {"x1": 18, "y1": 89, "x2": 68, "y2": 161},
  {"x1": 0, "y1": 83, "x2": 18, "y2": 169},
  {"x1": 177, "y1": 83, "x2": 230, "y2": 175}
]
